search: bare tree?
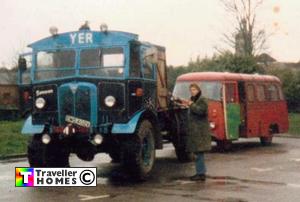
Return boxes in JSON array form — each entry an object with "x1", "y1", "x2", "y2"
[
  {"x1": 220, "y1": 0, "x2": 268, "y2": 56},
  {"x1": 10, "y1": 40, "x2": 27, "y2": 69}
]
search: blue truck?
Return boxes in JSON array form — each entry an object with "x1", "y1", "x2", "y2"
[{"x1": 18, "y1": 24, "x2": 191, "y2": 179}]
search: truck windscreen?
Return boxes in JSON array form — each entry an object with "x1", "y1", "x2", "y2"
[
  {"x1": 35, "y1": 50, "x2": 76, "y2": 81},
  {"x1": 34, "y1": 47, "x2": 124, "y2": 81},
  {"x1": 79, "y1": 47, "x2": 124, "y2": 78}
]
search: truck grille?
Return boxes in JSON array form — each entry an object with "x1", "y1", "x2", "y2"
[{"x1": 58, "y1": 84, "x2": 92, "y2": 126}]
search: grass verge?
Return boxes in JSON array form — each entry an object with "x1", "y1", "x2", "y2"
[
  {"x1": 0, "y1": 120, "x2": 28, "y2": 157},
  {"x1": 288, "y1": 113, "x2": 300, "y2": 135}
]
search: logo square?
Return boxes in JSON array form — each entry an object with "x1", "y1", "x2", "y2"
[{"x1": 15, "y1": 168, "x2": 34, "y2": 187}]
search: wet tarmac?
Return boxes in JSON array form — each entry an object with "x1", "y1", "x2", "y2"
[{"x1": 1, "y1": 137, "x2": 300, "y2": 202}]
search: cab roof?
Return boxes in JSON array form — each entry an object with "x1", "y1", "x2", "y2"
[
  {"x1": 28, "y1": 30, "x2": 139, "y2": 50},
  {"x1": 177, "y1": 72, "x2": 281, "y2": 83}
]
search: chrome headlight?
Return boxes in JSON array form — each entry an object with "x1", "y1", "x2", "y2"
[
  {"x1": 35, "y1": 97, "x2": 46, "y2": 109},
  {"x1": 41, "y1": 133, "x2": 51, "y2": 144},
  {"x1": 93, "y1": 134, "x2": 103, "y2": 145},
  {"x1": 104, "y1": 95, "x2": 116, "y2": 107}
]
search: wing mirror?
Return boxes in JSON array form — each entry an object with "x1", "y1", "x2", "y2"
[{"x1": 18, "y1": 57, "x2": 27, "y2": 71}]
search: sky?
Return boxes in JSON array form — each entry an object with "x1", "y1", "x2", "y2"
[{"x1": 0, "y1": 0, "x2": 299, "y2": 68}]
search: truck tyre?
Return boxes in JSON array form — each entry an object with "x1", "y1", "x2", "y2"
[
  {"x1": 172, "y1": 112, "x2": 194, "y2": 162},
  {"x1": 260, "y1": 125, "x2": 277, "y2": 146},
  {"x1": 260, "y1": 136, "x2": 273, "y2": 146},
  {"x1": 28, "y1": 134, "x2": 70, "y2": 167},
  {"x1": 121, "y1": 120, "x2": 155, "y2": 180},
  {"x1": 108, "y1": 150, "x2": 121, "y2": 163},
  {"x1": 216, "y1": 140, "x2": 232, "y2": 152},
  {"x1": 175, "y1": 146, "x2": 194, "y2": 163},
  {"x1": 76, "y1": 142, "x2": 96, "y2": 162}
]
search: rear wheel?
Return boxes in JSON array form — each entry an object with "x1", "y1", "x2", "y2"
[
  {"x1": 121, "y1": 120, "x2": 155, "y2": 180},
  {"x1": 174, "y1": 146, "x2": 194, "y2": 162},
  {"x1": 216, "y1": 140, "x2": 232, "y2": 152},
  {"x1": 260, "y1": 136, "x2": 273, "y2": 146},
  {"x1": 28, "y1": 134, "x2": 70, "y2": 167},
  {"x1": 260, "y1": 125, "x2": 277, "y2": 146}
]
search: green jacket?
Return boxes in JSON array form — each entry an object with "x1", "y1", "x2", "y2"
[{"x1": 186, "y1": 97, "x2": 211, "y2": 153}]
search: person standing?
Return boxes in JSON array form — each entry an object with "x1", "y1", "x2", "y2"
[{"x1": 183, "y1": 83, "x2": 211, "y2": 181}]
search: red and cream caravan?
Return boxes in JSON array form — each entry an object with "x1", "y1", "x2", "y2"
[{"x1": 173, "y1": 72, "x2": 289, "y2": 150}]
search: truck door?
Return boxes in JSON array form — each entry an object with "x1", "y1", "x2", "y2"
[{"x1": 223, "y1": 82, "x2": 241, "y2": 140}]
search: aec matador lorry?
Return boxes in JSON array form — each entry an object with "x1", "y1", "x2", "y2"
[{"x1": 18, "y1": 23, "x2": 192, "y2": 179}]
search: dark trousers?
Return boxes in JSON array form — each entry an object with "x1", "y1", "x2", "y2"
[{"x1": 195, "y1": 152, "x2": 206, "y2": 175}]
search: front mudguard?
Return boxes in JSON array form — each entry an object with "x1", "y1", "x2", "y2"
[
  {"x1": 111, "y1": 109, "x2": 162, "y2": 149},
  {"x1": 111, "y1": 110, "x2": 145, "y2": 134},
  {"x1": 21, "y1": 110, "x2": 155, "y2": 136},
  {"x1": 21, "y1": 116, "x2": 45, "y2": 135}
]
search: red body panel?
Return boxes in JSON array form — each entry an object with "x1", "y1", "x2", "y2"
[
  {"x1": 245, "y1": 100, "x2": 289, "y2": 137},
  {"x1": 207, "y1": 101, "x2": 226, "y2": 140}
]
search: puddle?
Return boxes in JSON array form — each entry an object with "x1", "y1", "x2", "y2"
[
  {"x1": 217, "y1": 197, "x2": 248, "y2": 202},
  {"x1": 207, "y1": 175, "x2": 285, "y2": 186}
]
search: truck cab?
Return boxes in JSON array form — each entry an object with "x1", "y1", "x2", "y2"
[{"x1": 18, "y1": 24, "x2": 178, "y2": 179}]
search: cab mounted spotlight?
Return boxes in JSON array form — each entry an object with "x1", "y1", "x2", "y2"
[
  {"x1": 49, "y1": 26, "x2": 58, "y2": 36},
  {"x1": 100, "y1": 23, "x2": 108, "y2": 34}
]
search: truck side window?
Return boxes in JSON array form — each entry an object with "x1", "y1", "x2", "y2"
[
  {"x1": 130, "y1": 44, "x2": 141, "y2": 77},
  {"x1": 143, "y1": 60, "x2": 154, "y2": 79}
]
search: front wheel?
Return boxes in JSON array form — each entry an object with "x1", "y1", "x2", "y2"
[
  {"x1": 108, "y1": 150, "x2": 121, "y2": 163},
  {"x1": 121, "y1": 120, "x2": 155, "y2": 180},
  {"x1": 28, "y1": 134, "x2": 70, "y2": 167}
]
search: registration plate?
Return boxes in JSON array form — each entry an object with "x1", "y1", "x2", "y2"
[{"x1": 65, "y1": 115, "x2": 91, "y2": 128}]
